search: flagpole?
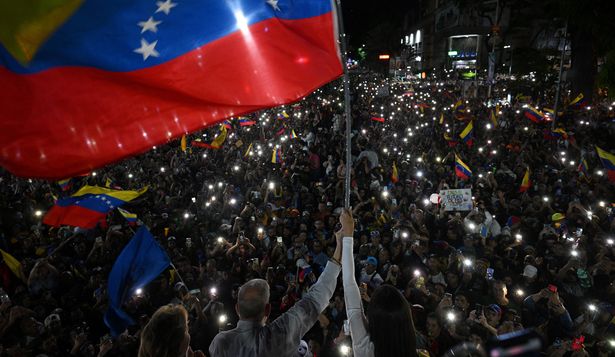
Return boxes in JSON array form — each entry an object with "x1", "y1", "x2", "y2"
[
  {"x1": 47, "y1": 233, "x2": 79, "y2": 257},
  {"x1": 170, "y1": 262, "x2": 186, "y2": 286},
  {"x1": 553, "y1": 19, "x2": 568, "y2": 130},
  {"x1": 334, "y1": 0, "x2": 353, "y2": 209}
]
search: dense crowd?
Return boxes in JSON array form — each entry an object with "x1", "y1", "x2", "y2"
[{"x1": 0, "y1": 71, "x2": 614, "y2": 357}]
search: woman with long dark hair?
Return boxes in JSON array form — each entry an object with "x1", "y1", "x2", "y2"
[{"x1": 339, "y1": 209, "x2": 418, "y2": 357}]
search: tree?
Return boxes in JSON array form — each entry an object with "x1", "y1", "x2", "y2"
[{"x1": 541, "y1": 0, "x2": 615, "y2": 100}]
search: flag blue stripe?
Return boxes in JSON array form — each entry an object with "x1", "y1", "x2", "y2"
[
  {"x1": 55, "y1": 193, "x2": 126, "y2": 213},
  {"x1": 456, "y1": 163, "x2": 471, "y2": 177},
  {"x1": 1, "y1": 0, "x2": 333, "y2": 74},
  {"x1": 600, "y1": 158, "x2": 615, "y2": 171},
  {"x1": 104, "y1": 227, "x2": 170, "y2": 336}
]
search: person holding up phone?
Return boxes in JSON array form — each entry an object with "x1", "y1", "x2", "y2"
[
  {"x1": 341, "y1": 209, "x2": 418, "y2": 357},
  {"x1": 522, "y1": 285, "x2": 573, "y2": 342}
]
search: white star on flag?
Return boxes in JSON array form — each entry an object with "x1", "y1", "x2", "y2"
[
  {"x1": 138, "y1": 17, "x2": 162, "y2": 33},
  {"x1": 266, "y1": 0, "x2": 281, "y2": 11},
  {"x1": 155, "y1": 0, "x2": 177, "y2": 15},
  {"x1": 134, "y1": 39, "x2": 160, "y2": 60}
]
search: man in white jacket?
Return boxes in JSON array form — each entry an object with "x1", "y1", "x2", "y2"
[{"x1": 209, "y1": 221, "x2": 344, "y2": 357}]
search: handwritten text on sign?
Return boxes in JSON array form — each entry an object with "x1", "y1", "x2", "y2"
[{"x1": 440, "y1": 189, "x2": 472, "y2": 211}]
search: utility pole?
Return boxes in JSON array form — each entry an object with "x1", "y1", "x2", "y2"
[
  {"x1": 487, "y1": 0, "x2": 500, "y2": 99},
  {"x1": 553, "y1": 20, "x2": 568, "y2": 130}
]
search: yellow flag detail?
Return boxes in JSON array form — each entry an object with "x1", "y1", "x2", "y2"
[
  {"x1": 180, "y1": 135, "x2": 187, "y2": 152},
  {"x1": 0, "y1": 0, "x2": 83, "y2": 64},
  {"x1": 0, "y1": 249, "x2": 26, "y2": 281},
  {"x1": 210, "y1": 126, "x2": 227, "y2": 149}
]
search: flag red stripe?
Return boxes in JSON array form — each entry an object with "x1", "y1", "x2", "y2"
[
  {"x1": 0, "y1": 13, "x2": 342, "y2": 178},
  {"x1": 43, "y1": 205, "x2": 107, "y2": 228}
]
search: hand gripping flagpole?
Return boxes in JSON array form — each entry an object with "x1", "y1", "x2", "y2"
[{"x1": 334, "y1": 0, "x2": 352, "y2": 209}]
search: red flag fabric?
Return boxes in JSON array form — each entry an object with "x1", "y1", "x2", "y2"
[{"x1": 0, "y1": 2, "x2": 343, "y2": 178}]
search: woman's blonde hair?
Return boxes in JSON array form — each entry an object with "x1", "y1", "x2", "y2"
[{"x1": 138, "y1": 304, "x2": 189, "y2": 357}]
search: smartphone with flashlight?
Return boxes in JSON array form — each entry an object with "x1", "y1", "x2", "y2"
[
  {"x1": 416, "y1": 276, "x2": 425, "y2": 289},
  {"x1": 486, "y1": 268, "x2": 495, "y2": 280}
]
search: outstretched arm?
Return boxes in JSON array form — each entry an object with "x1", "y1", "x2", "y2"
[
  {"x1": 268, "y1": 217, "x2": 343, "y2": 353},
  {"x1": 340, "y1": 210, "x2": 372, "y2": 355}
]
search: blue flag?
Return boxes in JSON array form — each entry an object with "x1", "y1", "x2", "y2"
[{"x1": 104, "y1": 226, "x2": 170, "y2": 336}]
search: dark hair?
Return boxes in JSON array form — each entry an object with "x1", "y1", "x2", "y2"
[
  {"x1": 367, "y1": 285, "x2": 418, "y2": 357},
  {"x1": 138, "y1": 304, "x2": 188, "y2": 357}
]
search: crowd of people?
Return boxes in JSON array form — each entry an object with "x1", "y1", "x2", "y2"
[{"x1": 0, "y1": 71, "x2": 614, "y2": 357}]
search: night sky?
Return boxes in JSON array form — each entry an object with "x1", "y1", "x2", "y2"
[{"x1": 341, "y1": 0, "x2": 418, "y2": 50}]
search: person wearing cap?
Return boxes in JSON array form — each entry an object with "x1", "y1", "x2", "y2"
[
  {"x1": 468, "y1": 304, "x2": 500, "y2": 337},
  {"x1": 208, "y1": 209, "x2": 345, "y2": 357},
  {"x1": 359, "y1": 256, "x2": 384, "y2": 291},
  {"x1": 521, "y1": 264, "x2": 539, "y2": 290},
  {"x1": 550, "y1": 212, "x2": 568, "y2": 235},
  {"x1": 485, "y1": 304, "x2": 502, "y2": 330}
]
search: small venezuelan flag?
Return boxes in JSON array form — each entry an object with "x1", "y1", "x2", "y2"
[
  {"x1": 455, "y1": 154, "x2": 472, "y2": 180},
  {"x1": 210, "y1": 126, "x2": 227, "y2": 149},
  {"x1": 519, "y1": 168, "x2": 531, "y2": 193},
  {"x1": 0, "y1": 248, "x2": 26, "y2": 281},
  {"x1": 391, "y1": 162, "x2": 399, "y2": 183},
  {"x1": 290, "y1": 129, "x2": 298, "y2": 139},
  {"x1": 596, "y1": 146, "x2": 615, "y2": 182},
  {"x1": 453, "y1": 99, "x2": 466, "y2": 113},
  {"x1": 180, "y1": 135, "x2": 187, "y2": 152},
  {"x1": 117, "y1": 207, "x2": 138, "y2": 225},
  {"x1": 459, "y1": 121, "x2": 474, "y2": 147},
  {"x1": 524, "y1": 106, "x2": 545, "y2": 123},
  {"x1": 222, "y1": 120, "x2": 232, "y2": 130},
  {"x1": 552, "y1": 128, "x2": 568, "y2": 140},
  {"x1": 569, "y1": 93, "x2": 588, "y2": 109},
  {"x1": 578, "y1": 159, "x2": 590, "y2": 182},
  {"x1": 57, "y1": 178, "x2": 72, "y2": 191},
  {"x1": 271, "y1": 148, "x2": 282, "y2": 164},
  {"x1": 238, "y1": 118, "x2": 256, "y2": 126}
]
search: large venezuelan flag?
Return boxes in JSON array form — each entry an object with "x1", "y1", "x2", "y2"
[
  {"x1": 0, "y1": 0, "x2": 343, "y2": 179},
  {"x1": 43, "y1": 185, "x2": 147, "y2": 228}
]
